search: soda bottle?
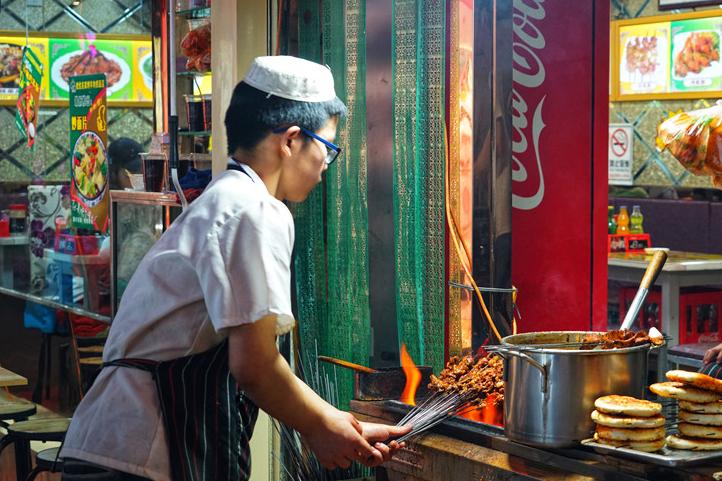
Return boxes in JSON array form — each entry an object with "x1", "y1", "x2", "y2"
[
  {"x1": 617, "y1": 206, "x2": 630, "y2": 235},
  {"x1": 630, "y1": 205, "x2": 644, "y2": 234},
  {"x1": 608, "y1": 206, "x2": 617, "y2": 234}
]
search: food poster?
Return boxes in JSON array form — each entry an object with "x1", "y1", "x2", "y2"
[
  {"x1": 0, "y1": 37, "x2": 49, "y2": 101},
  {"x1": 619, "y1": 23, "x2": 669, "y2": 95},
  {"x1": 670, "y1": 17, "x2": 722, "y2": 91},
  {"x1": 132, "y1": 41, "x2": 153, "y2": 101},
  {"x1": 15, "y1": 47, "x2": 43, "y2": 147},
  {"x1": 69, "y1": 74, "x2": 109, "y2": 233},
  {"x1": 50, "y1": 38, "x2": 133, "y2": 101}
]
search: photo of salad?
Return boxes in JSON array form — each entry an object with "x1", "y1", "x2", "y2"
[
  {"x1": 673, "y1": 31, "x2": 720, "y2": 78},
  {"x1": 72, "y1": 131, "x2": 107, "y2": 205}
]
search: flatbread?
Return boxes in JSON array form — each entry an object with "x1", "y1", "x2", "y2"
[
  {"x1": 595, "y1": 425, "x2": 665, "y2": 441},
  {"x1": 666, "y1": 370, "x2": 722, "y2": 394},
  {"x1": 593, "y1": 432, "x2": 665, "y2": 452},
  {"x1": 649, "y1": 382, "x2": 721, "y2": 403},
  {"x1": 594, "y1": 395, "x2": 662, "y2": 417},
  {"x1": 679, "y1": 400, "x2": 722, "y2": 414},
  {"x1": 678, "y1": 422, "x2": 722, "y2": 439},
  {"x1": 591, "y1": 410, "x2": 665, "y2": 428},
  {"x1": 667, "y1": 434, "x2": 722, "y2": 451},
  {"x1": 678, "y1": 409, "x2": 722, "y2": 426}
]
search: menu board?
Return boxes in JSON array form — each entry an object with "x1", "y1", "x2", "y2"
[
  {"x1": 619, "y1": 23, "x2": 669, "y2": 95},
  {"x1": 670, "y1": 17, "x2": 722, "y2": 92},
  {"x1": 613, "y1": 12, "x2": 722, "y2": 99},
  {"x1": 0, "y1": 33, "x2": 150, "y2": 104},
  {"x1": 69, "y1": 74, "x2": 109, "y2": 233}
]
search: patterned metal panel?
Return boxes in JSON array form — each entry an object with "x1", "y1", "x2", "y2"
[
  {"x1": 611, "y1": 0, "x2": 715, "y2": 188},
  {"x1": 0, "y1": 0, "x2": 152, "y2": 183}
]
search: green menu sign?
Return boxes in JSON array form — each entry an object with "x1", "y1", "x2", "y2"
[
  {"x1": 69, "y1": 74, "x2": 109, "y2": 233},
  {"x1": 50, "y1": 38, "x2": 134, "y2": 101},
  {"x1": 670, "y1": 17, "x2": 722, "y2": 92},
  {"x1": 15, "y1": 46, "x2": 43, "y2": 148}
]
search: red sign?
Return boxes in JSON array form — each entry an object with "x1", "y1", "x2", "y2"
[
  {"x1": 511, "y1": 0, "x2": 609, "y2": 332},
  {"x1": 610, "y1": 128, "x2": 629, "y2": 157}
]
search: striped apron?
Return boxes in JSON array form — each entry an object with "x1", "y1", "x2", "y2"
[{"x1": 104, "y1": 341, "x2": 258, "y2": 481}]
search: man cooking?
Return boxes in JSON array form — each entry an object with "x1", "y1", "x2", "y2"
[{"x1": 60, "y1": 55, "x2": 409, "y2": 481}]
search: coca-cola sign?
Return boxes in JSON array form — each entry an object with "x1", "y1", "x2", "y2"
[
  {"x1": 512, "y1": 0, "x2": 546, "y2": 211},
  {"x1": 511, "y1": 0, "x2": 609, "y2": 332}
]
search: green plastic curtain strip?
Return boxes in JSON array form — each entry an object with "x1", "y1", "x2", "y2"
[
  {"x1": 392, "y1": 0, "x2": 446, "y2": 372},
  {"x1": 291, "y1": 0, "x2": 448, "y2": 408},
  {"x1": 321, "y1": 0, "x2": 371, "y2": 410}
]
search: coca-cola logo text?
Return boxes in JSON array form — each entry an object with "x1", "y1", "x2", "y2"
[{"x1": 512, "y1": 0, "x2": 546, "y2": 211}]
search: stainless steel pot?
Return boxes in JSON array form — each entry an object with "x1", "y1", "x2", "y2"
[{"x1": 494, "y1": 331, "x2": 658, "y2": 448}]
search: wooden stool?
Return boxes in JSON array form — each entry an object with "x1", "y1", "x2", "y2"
[
  {"x1": 24, "y1": 447, "x2": 62, "y2": 481},
  {"x1": 0, "y1": 401, "x2": 36, "y2": 427},
  {"x1": 77, "y1": 346, "x2": 104, "y2": 355},
  {"x1": 79, "y1": 357, "x2": 103, "y2": 394},
  {"x1": 0, "y1": 417, "x2": 70, "y2": 481}
]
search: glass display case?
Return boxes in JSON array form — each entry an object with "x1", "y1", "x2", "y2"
[{"x1": 110, "y1": 190, "x2": 181, "y2": 317}]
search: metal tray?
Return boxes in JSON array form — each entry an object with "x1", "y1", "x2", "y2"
[{"x1": 581, "y1": 438, "x2": 722, "y2": 467}]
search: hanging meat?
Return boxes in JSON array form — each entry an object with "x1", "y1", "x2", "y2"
[{"x1": 181, "y1": 23, "x2": 211, "y2": 72}]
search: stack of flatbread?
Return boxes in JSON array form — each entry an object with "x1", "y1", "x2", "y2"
[
  {"x1": 591, "y1": 395, "x2": 666, "y2": 452},
  {"x1": 650, "y1": 370, "x2": 722, "y2": 451}
]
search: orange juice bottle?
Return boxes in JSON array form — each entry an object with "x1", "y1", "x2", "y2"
[{"x1": 617, "y1": 205, "x2": 630, "y2": 235}]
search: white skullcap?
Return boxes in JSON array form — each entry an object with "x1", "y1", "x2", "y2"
[{"x1": 243, "y1": 56, "x2": 336, "y2": 102}]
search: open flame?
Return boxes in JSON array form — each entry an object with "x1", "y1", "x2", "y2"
[
  {"x1": 400, "y1": 344, "x2": 421, "y2": 406},
  {"x1": 460, "y1": 394, "x2": 503, "y2": 426}
]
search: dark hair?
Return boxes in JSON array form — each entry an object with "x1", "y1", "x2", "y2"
[
  {"x1": 224, "y1": 81, "x2": 347, "y2": 154},
  {"x1": 108, "y1": 138, "x2": 142, "y2": 189}
]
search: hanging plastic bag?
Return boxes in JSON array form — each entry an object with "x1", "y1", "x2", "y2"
[{"x1": 656, "y1": 102, "x2": 722, "y2": 188}]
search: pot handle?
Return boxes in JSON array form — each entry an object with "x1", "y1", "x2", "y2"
[{"x1": 492, "y1": 347, "x2": 548, "y2": 393}]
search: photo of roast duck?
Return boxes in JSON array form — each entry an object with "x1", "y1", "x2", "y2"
[{"x1": 60, "y1": 49, "x2": 122, "y2": 87}]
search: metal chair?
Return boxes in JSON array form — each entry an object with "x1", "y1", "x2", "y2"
[
  {"x1": 24, "y1": 446, "x2": 63, "y2": 481},
  {"x1": 0, "y1": 417, "x2": 70, "y2": 481}
]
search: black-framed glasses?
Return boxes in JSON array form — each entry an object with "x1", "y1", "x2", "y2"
[{"x1": 273, "y1": 126, "x2": 342, "y2": 165}]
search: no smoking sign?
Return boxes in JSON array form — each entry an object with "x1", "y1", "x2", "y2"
[{"x1": 609, "y1": 124, "x2": 633, "y2": 186}]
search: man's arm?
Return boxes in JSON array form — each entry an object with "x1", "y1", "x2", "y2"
[{"x1": 227, "y1": 315, "x2": 408, "y2": 468}]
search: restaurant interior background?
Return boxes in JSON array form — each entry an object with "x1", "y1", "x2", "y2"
[{"x1": 1, "y1": 0, "x2": 722, "y2": 479}]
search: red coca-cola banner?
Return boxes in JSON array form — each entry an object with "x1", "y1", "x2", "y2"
[{"x1": 511, "y1": 0, "x2": 609, "y2": 332}]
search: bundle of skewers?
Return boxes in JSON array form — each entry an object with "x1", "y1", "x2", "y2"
[
  {"x1": 275, "y1": 342, "x2": 372, "y2": 481},
  {"x1": 394, "y1": 353, "x2": 504, "y2": 443}
]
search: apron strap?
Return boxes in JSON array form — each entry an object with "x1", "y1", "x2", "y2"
[
  {"x1": 227, "y1": 161, "x2": 254, "y2": 182},
  {"x1": 103, "y1": 358, "x2": 157, "y2": 372}
]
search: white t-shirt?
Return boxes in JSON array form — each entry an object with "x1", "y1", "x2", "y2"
[{"x1": 61, "y1": 164, "x2": 296, "y2": 481}]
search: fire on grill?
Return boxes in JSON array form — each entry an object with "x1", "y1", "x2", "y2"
[{"x1": 394, "y1": 347, "x2": 504, "y2": 443}]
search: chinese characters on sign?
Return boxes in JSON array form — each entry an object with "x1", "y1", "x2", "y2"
[
  {"x1": 609, "y1": 124, "x2": 634, "y2": 186},
  {"x1": 69, "y1": 74, "x2": 109, "y2": 233}
]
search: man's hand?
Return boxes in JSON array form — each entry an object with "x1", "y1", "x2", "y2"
[
  {"x1": 302, "y1": 410, "x2": 384, "y2": 469},
  {"x1": 358, "y1": 421, "x2": 411, "y2": 463},
  {"x1": 704, "y1": 343, "x2": 722, "y2": 364}
]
